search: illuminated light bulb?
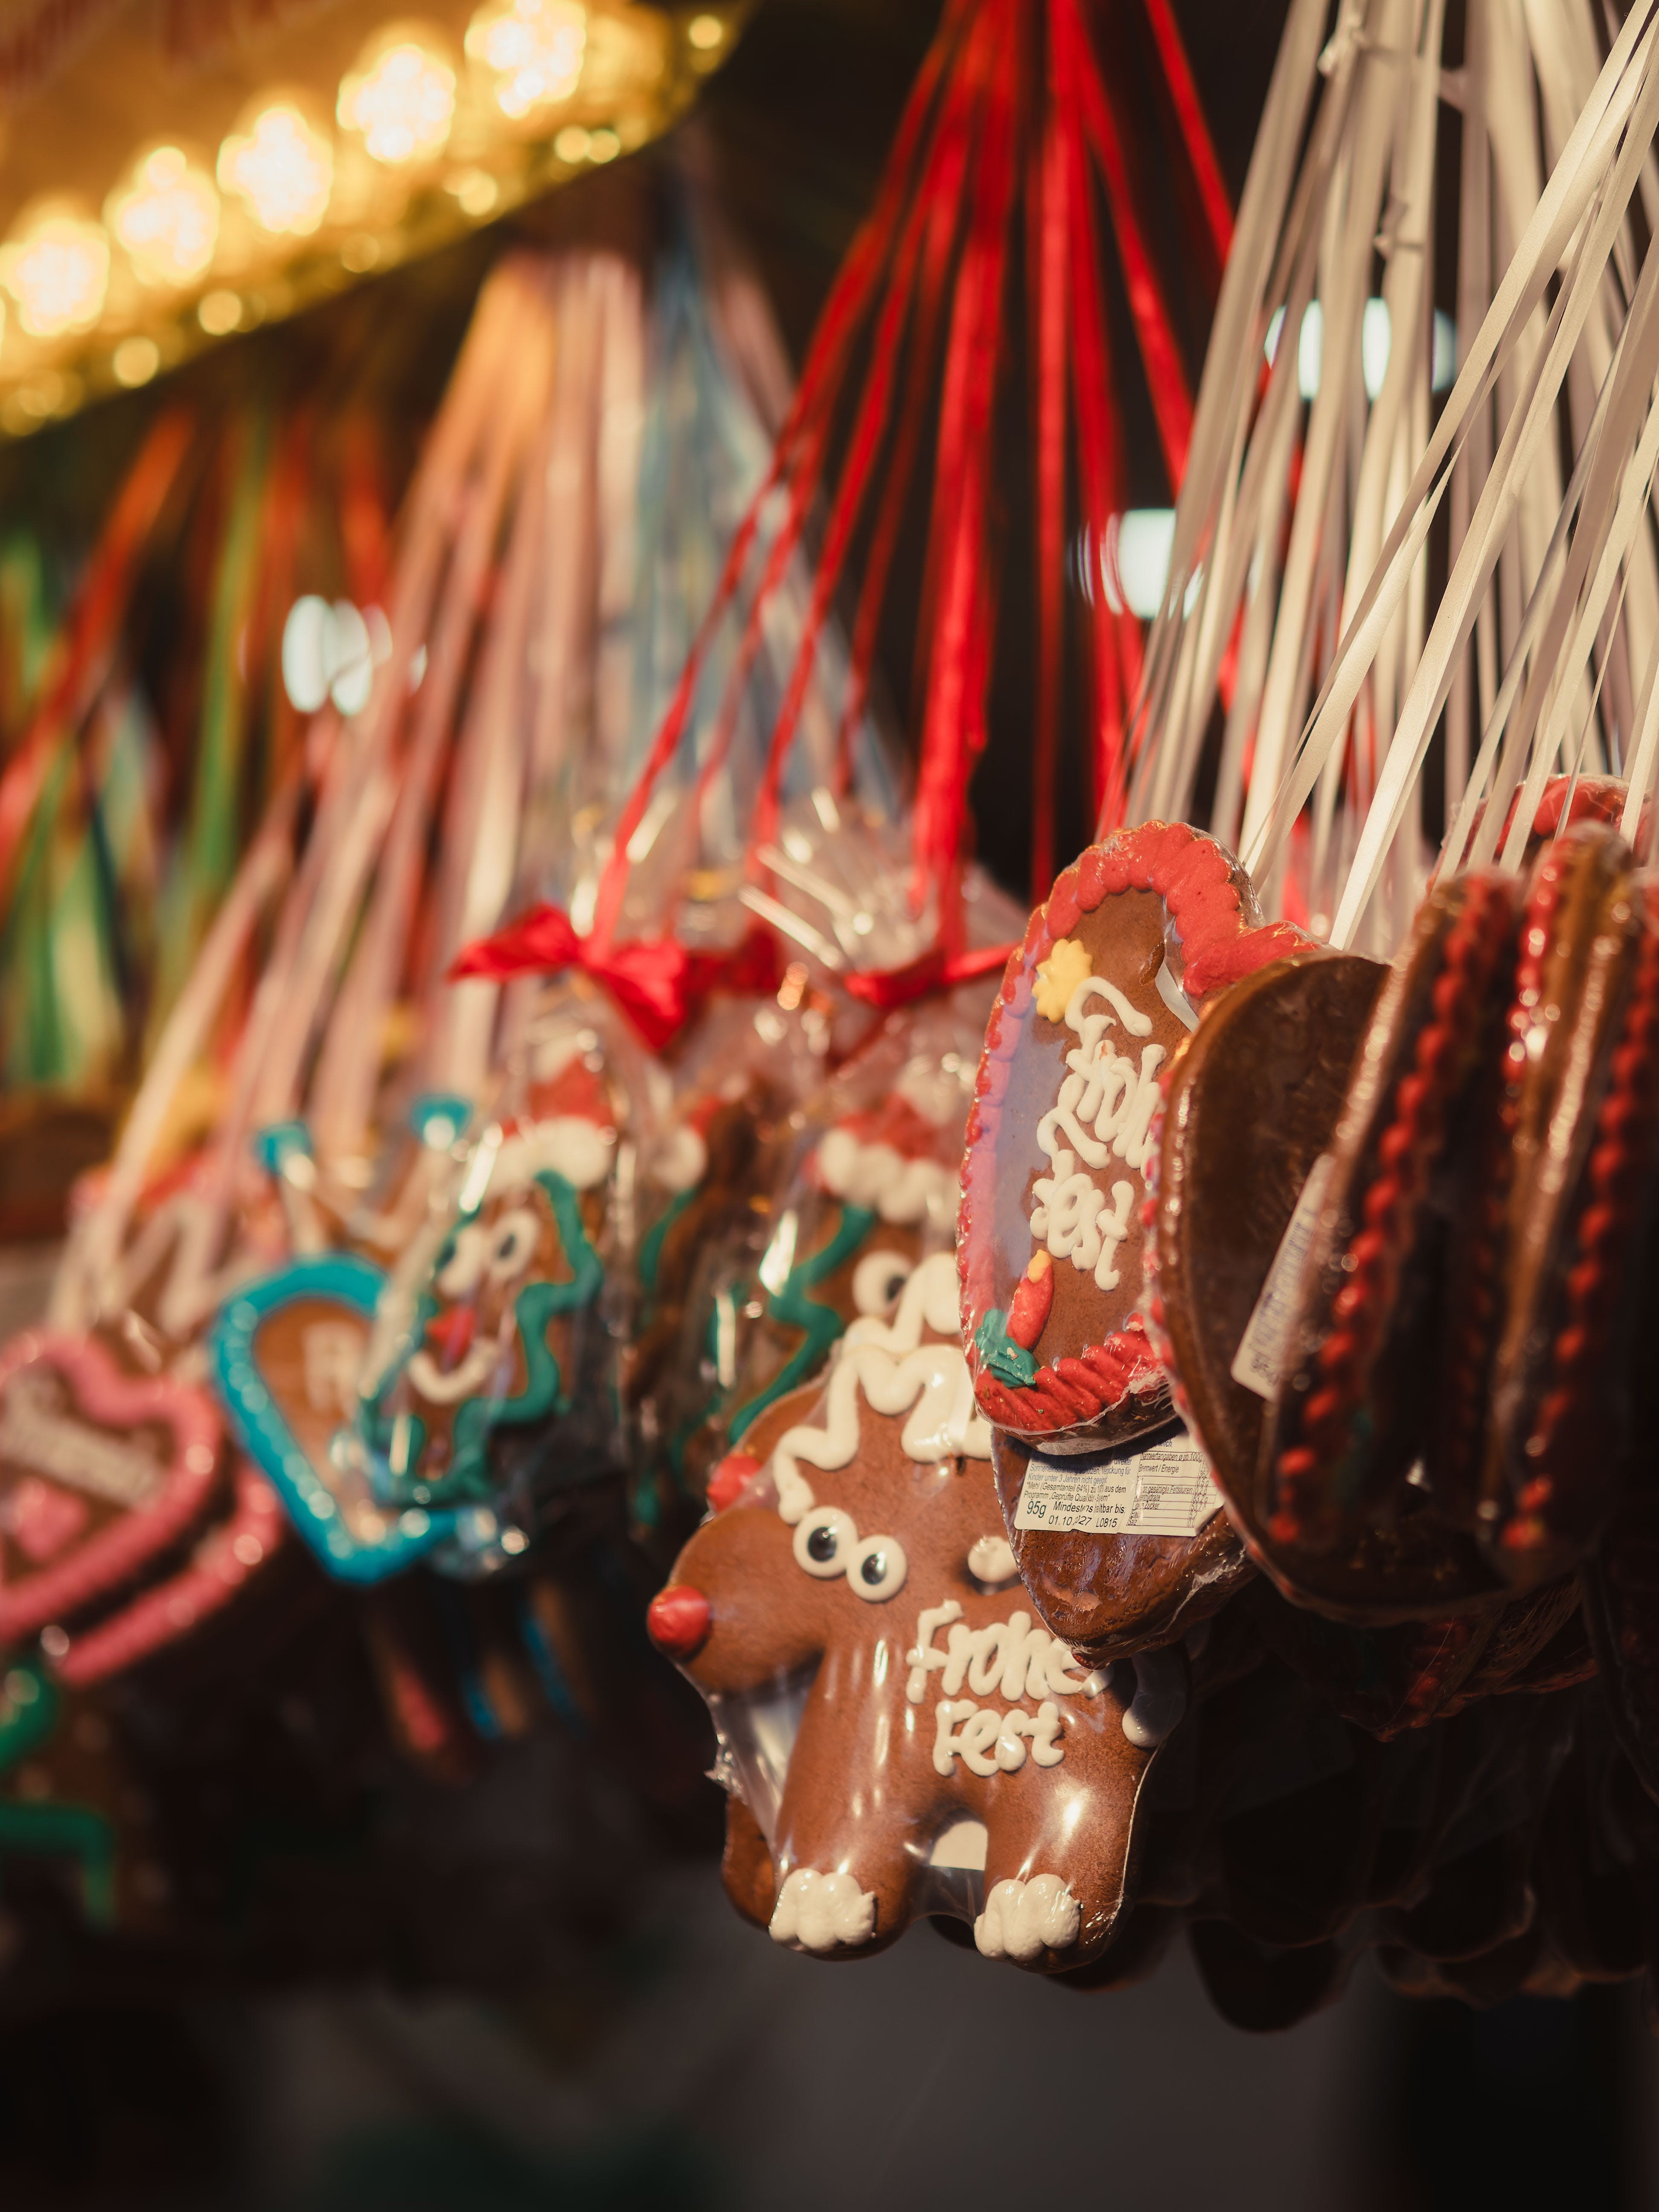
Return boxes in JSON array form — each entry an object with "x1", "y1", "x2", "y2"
[
  {"x1": 446, "y1": 169, "x2": 499, "y2": 218},
  {"x1": 466, "y1": 0, "x2": 585, "y2": 122},
  {"x1": 687, "y1": 14, "x2": 724, "y2": 48},
  {"x1": 113, "y1": 336, "x2": 160, "y2": 387},
  {"x1": 588, "y1": 127, "x2": 619, "y2": 163},
  {"x1": 553, "y1": 124, "x2": 589, "y2": 163},
  {"x1": 338, "y1": 30, "x2": 456, "y2": 165},
  {"x1": 198, "y1": 289, "x2": 242, "y2": 335},
  {"x1": 107, "y1": 146, "x2": 218, "y2": 288},
  {"x1": 218, "y1": 102, "x2": 334, "y2": 236},
  {"x1": 0, "y1": 202, "x2": 110, "y2": 339}
]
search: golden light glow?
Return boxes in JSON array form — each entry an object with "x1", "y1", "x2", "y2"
[
  {"x1": 0, "y1": 202, "x2": 110, "y2": 339},
  {"x1": 107, "y1": 146, "x2": 219, "y2": 288},
  {"x1": 687, "y1": 13, "x2": 724, "y2": 47},
  {"x1": 198, "y1": 289, "x2": 242, "y2": 335},
  {"x1": 113, "y1": 335, "x2": 160, "y2": 386},
  {"x1": 218, "y1": 102, "x2": 335, "y2": 236},
  {"x1": 466, "y1": 0, "x2": 586, "y2": 122},
  {"x1": 553, "y1": 124, "x2": 590, "y2": 162},
  {"x1": 338, "y1": 31, "x2": 457, "y2": 165},
  {"x1": 447, "y1": 169, "x2": 500, "y2": 217}
]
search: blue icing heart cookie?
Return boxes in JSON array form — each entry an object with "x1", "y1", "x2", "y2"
[{"x1": 211, "y1": 1253, "x2": 456, "y2": 1582}]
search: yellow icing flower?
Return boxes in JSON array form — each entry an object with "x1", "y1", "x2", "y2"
[{"x1": 1033, "y1": 936, "x2": 1092, "y2": 1022}]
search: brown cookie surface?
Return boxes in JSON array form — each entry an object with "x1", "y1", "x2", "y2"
[
  {"x1": 990, "y1": 1425, "x2": 1252, "y2": 1665},
  {"x1": 649, "y1": 1253, "x2": 1171, "y2": 1970},
  {"x1": 1258, "y1": 875, "x2": 1520, "y2": 1612}
]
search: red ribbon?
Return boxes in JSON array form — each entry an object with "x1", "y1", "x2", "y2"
[
  {"x1": 844, "y1": 940, "x2": 1017, "y2": 1012},
  {"x1": 448, "y1": 908, "x2": 783, "y2": 1054}
]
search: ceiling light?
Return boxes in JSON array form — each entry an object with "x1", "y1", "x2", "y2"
[
  {"x1": 219, "y1": 101, "x2": 335, "y2": 236},
  {"x1": 466, "y1": 0, "x2": 585, "y2": 122},
  {"x1": 338, "y1": 30, "x2": 457, "y2": 166},
  {"x1": 0, "y1": 202, "x2": 110, "y2": 339},
  {"x1": 107, "y1": 146, "x2": 218, "y2": 288}
]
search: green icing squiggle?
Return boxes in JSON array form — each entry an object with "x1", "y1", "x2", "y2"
[{"x1": 728, "y1": 1203, "x2": 877, "y2": 1443}]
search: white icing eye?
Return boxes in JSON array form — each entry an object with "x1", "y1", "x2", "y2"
[
  {"x1": 968, "y1": 1535, "x2": 1018, "y2": 1588},
  {"x1": 847, "y1": 1533, "x2": 907, "y2": 1602},
  {"x1": 486, "y1": 1206, "x2": 541, "y2": 1285},
  {"x1": 851, "y1": 1249, "x2": 914, "y2": 1316},
  {"x1": 794, "y1": 1507, "x2": 857, "y2": 1579},
  {"x1": 435, "y1": 1222, "x2": 490, "y2": 1298}
]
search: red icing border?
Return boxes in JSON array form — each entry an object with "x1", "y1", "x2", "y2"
[
  {"x1": 1502, "y1": 884, "x2": 1659, "y2": 1559},
  {"x1": 959, "y1": 821, "x2": 1307, "y2": 1433},
  {"x1": 0, "y1": 1331, "x2": 222, "y2": 1642},
  {"x1": 53, "y1": 1461, "x2": 283, "y2": 1685},
  {"x1": 1269, "y1": 877, "x2": 1513, "y2": 1547}
]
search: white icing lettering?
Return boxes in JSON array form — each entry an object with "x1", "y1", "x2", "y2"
[
  {"x1": 904, "y1": 1601, "x2": 963, "y2": 1702},
  {"x1": 1030, "y1": 1161, "x2": 1135, "y2": 1290},
  {"x1": 1026, "y1": 974, "x2": 1165, "y2": 1291},
  {"x1": 933, "y1": 1695, "x2": 1068, "y2": 1775},
  {"x1": 905, "y1": 1602, "x2": 1086, "y2": 1708}
]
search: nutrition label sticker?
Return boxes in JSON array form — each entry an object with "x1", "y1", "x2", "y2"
[
  {"x1": 1013, "y1": 1433, "x2": 1223, "y2": 1539},
  {"x1": 1229, "y1": 1153, "x2": 1333, "y2": 1400}
]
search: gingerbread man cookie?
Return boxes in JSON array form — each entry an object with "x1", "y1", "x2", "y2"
[
  {"x1": 647, "y1": 1253, "x2": 1182, "y2": 1970},
  {"x1": 960, "y1": 822, "x2": 1304, "y2": 1447},
  {"x1": 358, "y1": 1029, "x2": 617, "y2": 1533}
]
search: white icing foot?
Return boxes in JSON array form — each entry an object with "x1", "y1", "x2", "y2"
[
  {"x1": 769, "y1": 1867, "x2": 878, "y2": 1952},
  {"x1": 974, "y1": 1873, "x2": 1081, "y2": 1961}
]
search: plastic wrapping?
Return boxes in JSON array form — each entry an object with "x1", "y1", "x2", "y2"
[
  {"x1": 355, "y1": 980, "x2": 654, "y2": 1575},
  {"x1": 650, "y1": 1252, "x2": 1189, "y2": 1966}
]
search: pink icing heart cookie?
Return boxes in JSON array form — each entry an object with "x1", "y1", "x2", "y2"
[
  {"x1": 959, "y1": 822, "x2": 1305, "y2": 1444},
  {"x1": 0, "y1": 1330, "x2": 222, "y2": 1643}
]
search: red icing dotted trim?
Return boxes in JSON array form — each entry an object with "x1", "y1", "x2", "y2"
[
  {"x1": 1270, "y1": 879, "x2": 1513, "y2": 1548},
  {"x1": 0, "y1": 1331, "x2": 222, "y2": 1643},
  {"x1": 53, "y1": 1462, "x2": 284, "y2": 1686},
  {"x1": 1435, "y1": 861, "x2": 1565, "y2": 1489},
  {"x1": 960, "y1": 823, "x2": 1308, "y2": 1432},
  {"x1": 1502, "y1": 888, "x2": 1659, "y2": 1559}
]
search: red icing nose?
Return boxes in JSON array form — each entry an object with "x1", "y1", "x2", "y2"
[
  {"x1": 706, "y1": 1453, "x2": 760, "y2": 1514},
  {"x1": 648, "y1": 1583, "x2": 712, "y2": 1658},
  {"x1": 425, "y1": 1304, "x2": 477, "y2": 1369}
]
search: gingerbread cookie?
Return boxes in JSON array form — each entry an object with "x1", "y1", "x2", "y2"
[
  {"x1": 357, "y1": 1022, "x2": 619, "y2": 1543},
  {"x1": 989, "y1": 1424, "x2": 1251, "y2": 1666},
  {"x1": 960, "y1": 821, "x2": 1305, "y2": 1447},
  {"x1": 1477, "y1": 837, "x2": 1654, "y2": 1579},
  {"x1": 647, "y1": 1252, "x2": 1181, "y2": 1969},
  {"x1": 0, "y1": 1330, "x2": 224, "y2": 1647},
  {"x1": 1146, "y1": 945, "x2": 1507, "y2": 1622},
  {"x1": 725, "y1": 1022, "x2": 976, "y2": 1446},
  {"x1": 1261, "y1": 871, "x2": 1520, "y2": 1586}
]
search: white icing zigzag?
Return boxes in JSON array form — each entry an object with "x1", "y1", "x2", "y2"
[
  {"x1": 817, "y1": 1127, "x2": 958, "y2": 1228},
  {"x1": 770, "y1": 1253, "x2": 991, "y2": 1524}
]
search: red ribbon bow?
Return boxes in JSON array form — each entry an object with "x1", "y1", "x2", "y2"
[
  {"x1": 843, "y1": 939, "x2": 1017, "y2": 1011},
  {"x1": 448, "y1": 906, "x2": 784, "y2": 1054}
]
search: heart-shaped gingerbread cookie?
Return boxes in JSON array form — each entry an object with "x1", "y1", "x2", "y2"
[
  {"x1": 0, "y1": 1330, "x2": 221, "y2": 1644},
  {"x1": 960, "y1": 821, "x2": 1306, "y2": 1446},
  {"x1": 212, "y1": 1253, "x2": 456, "y2": 1581}
]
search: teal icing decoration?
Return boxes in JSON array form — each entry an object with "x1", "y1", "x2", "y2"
[
  {"x1": 728, "y1": 1203, "x2": 877, "y2": 1443},
  {"x1": 408, "y1": 1091, "x2": 472, "y2": 1149},
  {"x1": 369, "y1": 1169, "x2": 605, "y2": 1509},
  {"x1": 975, "y1": 1307, "x2": 1037, "y2": 1388},
  {"x1": 0, "y1": 1801, "x2": 116, "y2": 1925},
  {"x1": 211, "y1": 1252, "x2": 458, "y2": 1583},
  {"x1": 0, "y1": 1660, "x2": 57, "y2": 1775},
  {"x1": 253, "y1": 1119, "x2": 312, "y2": 1173},
  {"x1": 637, "y1": 1187, "x2": 693, "y2": 1308}
]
